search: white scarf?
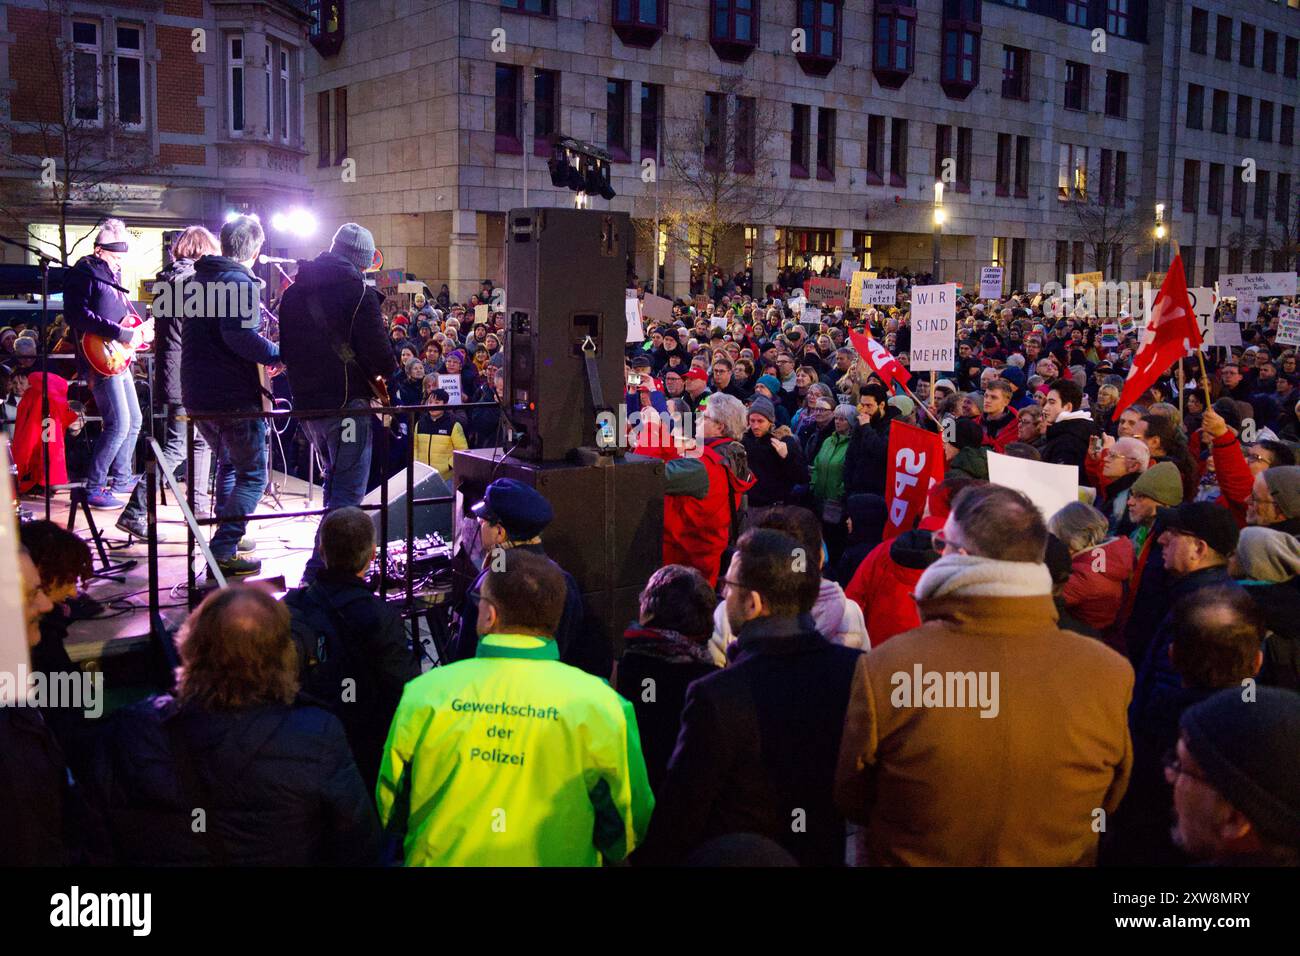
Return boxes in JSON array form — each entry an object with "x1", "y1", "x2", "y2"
[{"x1": 914, "y1": 554, "x2": 1053, "y2": 602}]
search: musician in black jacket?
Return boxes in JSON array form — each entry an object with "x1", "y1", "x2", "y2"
[
  {"x1": 277, "y1": 223, "x2": 397, "y2": 583},
  {"x1": 63, "y1": 219, "x2": 147, "y2": 510}
]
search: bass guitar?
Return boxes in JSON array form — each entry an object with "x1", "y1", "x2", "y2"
[{"x1": 80, "y1": 311, "x2": 153, "y2": 377}]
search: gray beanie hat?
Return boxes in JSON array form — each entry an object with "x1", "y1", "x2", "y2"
[
  {"x1": 330, "y1": 222, "x2": 376, "y2": 273},
  {"x1": 748, "y1": 395, "x2": 776, "y2": 424},
  {"x1": 1235, "y1": 526, "x2": 1300, "y2": 582},
  {"x1": 1262, "y1": 466, "x2": 1300, "y2": 520}
]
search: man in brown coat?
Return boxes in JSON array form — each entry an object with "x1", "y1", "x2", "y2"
[{"x1": 835, "y1": 484, "x2": 1134, "y2": 865}]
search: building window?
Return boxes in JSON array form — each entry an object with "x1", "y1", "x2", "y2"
[
  {"x1": 735, "y1": 95, "x2": 755, "y2": 173},
  {"x1": 1182, "y1": 160, "x2": 1199, "y2": 213},
  {"x1": 1011, "y1": 237, "x2": 1026, "y2": 292},
  {"x1": 940, "y1": 0, "x2": 981, "y2": 98},
  {"x1": 796, "y1": 0, "x2": 842, "y2": 74},
  {"x1": 1072, "y1": 241, "x2": 1085, "y2": 276},
  {"x1": 1254, "y1": 170, "x2": 1270, "y2": 220},
  {"x1": 316, "y1": 90, "x2": 330, "y2": 167},
  {"x1": 1099, "y1": 148, "x2": 1113, "y2": 205},
  {"x1": 640, "y1": 83, "x2": 661, "y2": 160},
  {"x1": 607, "y1": 79, "x2": 629, "y2": 160},
  {"x1": 1055, "y1": 240, "x2": 1069, "y2": 282},
  {"x1": 495, "y1": 65, "x2": 521, "y2": 153},
  {"x1": 1106, "y1": 0, "x2": 1128, "y2": 37},
  {"x1": 228, "y1": 35, "x2": 245, "y2": 134},
  {"x1": 1204, "y1": 247, "x2": 1219, "y2": 285},
  {"x1": 1014, "y1": 134, "x2": 1030, "y2": 197},
  {"x1": 115, "y1": 25, "x2": 144, "y2": 129},
  {"x1": 613, "y1": 0, "x2": 667, "y2": 48},
  {"x1": 866, "y1": 114, "x2": 885, "y2": 184},
  {"x1": 1286, "y1": 37, "x2": 1298, "y2": 79},
  {"x1": 790, "y1": 103, "x2": 810, "y2": 178},
  {"x1": 1186, "y1": 84, "x2": 1203, "y2": 129},
  {"x1": 1231, "y1": 171, "x2": 1245, "y2": 216},
  {"x1": 1215, "y1": 15, "x2": 1232, "y2": 61},
  {"x1": 1002, "y1": 45, "x2": 1028, "y2": 100},
  {"x1": 816, "y1": 107, "x2": 836, "y2": 180},
  {"x1": 333, "y1": 86, "x2": 347, "y2": 165},
  {"x1": 704, "y1": 92, "x2": 725, "y2": 169},
  {"x1": 1104, "y1": 70, "x2": 1127, "y2": 118},
  {"x1": 1239, "y1": 22, "x2": 1255, "y2": 68},
  {"x1": 1263, "y1": 30, "x2": 1278, "y2": 73},
  {"x1": 889, "y1": 117, "x2": 908, "y2": 187},
  {"x1": 1278, "y1": 174, "x2": 1291, "y2": 226},
  {"x1": 1183, "y1": 248, "x2": 1197, "y2": 283},
  {"x1": 278, "y1": 48, "x2": 291, "y2": 143},
  {"x1": 1058, "y1": 144, "x2": 1087, "y2": 201},
  {"x1": 1259, "y1": 100, "x2": 1274, "y2": 142},
  {"x1": 1236, "y1": 95, "x2": 1252, "y2": 139},
  {"x1": 1065, "y1": 0, "x2": 1087, "y2": 26},
  {"x1": 996, "y1": 133, "x2": 1011, "y2": 196},
  {"x1": 264, "y1": 42, "x2": 272, "y2": 139},
  {"x1": 955, "y1": 126, "x2": 972, "y2": 192},
  {"x1": 1227, "y1": 246, "x2": 1243, "y2": 273},
  {"x1": 934, "y1": 124, "x2": 950, "y2": 181},
  {"x1": 501, "y1": 0, "x2": 552, "y2": 13},
  {"x1": 1208, "y1": 162, "x2": 1223, "y2": 214},
  {"x1": 1190, "y1": 7, "x2": 1208, "y2": 54},
  {"x1": 1064, "y1": 61, "x2": 1089, "y2": 112},
  {"x1": 873, "y1": 2, "x2": 916, "y2": 88},
  {"x1": 534, "y1": 70, "x2": 559, "y2": 157},
  {"x1": 1211, "y1": 89, "x2": 1228, "y2": 133},
  {"x1": 72, "y1": 20, "x2": 102, "y2": 125},
  {"x1": 711, "y1": 0, "x2": 760, "y2": 62},
  {"x1": 1113, "y1": 150, "x2": 1126, "y2": 204},
  {"x1": 1282, "y1": 105, "x2": 1294, "y2": 147}
]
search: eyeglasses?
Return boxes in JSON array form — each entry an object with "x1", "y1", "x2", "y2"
[
  {"x1": 931, "y1": 530, "x2": 967, "y2": 555},
  {"x1": 720, "y1": 577, "x2": 751, "y2": 594},
  {"x1": 1245, "y1": 454, "x2": 1273, "y2": 466},
  {"x1": 1163, "y1": 748, "x2": 1211, "y2": 786}
]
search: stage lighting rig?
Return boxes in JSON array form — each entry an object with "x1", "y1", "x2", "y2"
[{"x1": 548, "y1": 136, "x2": 616, "y2": 201}]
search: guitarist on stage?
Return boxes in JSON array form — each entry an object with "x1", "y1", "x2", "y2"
[
  {"x1": 63, "y1": 219, "x2": 147, "y2": 509},
  {"x1": 180, "y1": 214, "x2": 280, "y2": 578},
  {"x1": 278, "y1": 222, "x2": 397, "y2": 584}
]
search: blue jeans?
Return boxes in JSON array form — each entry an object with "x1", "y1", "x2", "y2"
[
  {"x1": 122, "y1": 405, "x2": 212, "y2": 523},
  {"x1": 86, "y1": 370, "x2": 143, "y2": 491},
  {"x1": 299, "y1": 400, "x2": 373, "y2": 580},
  {"x1": 196, "y1": 416, "x2": 267, "y2": 561}
]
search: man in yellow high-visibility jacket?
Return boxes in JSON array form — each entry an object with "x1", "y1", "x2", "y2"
[{"x1": 376, "y1": 548, "x2": 653, "y2": 865}]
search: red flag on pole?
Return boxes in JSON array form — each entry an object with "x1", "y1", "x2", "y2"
[
  {"x1": 1112, "y1": 254, "x2": 1201, "y2": 420},
  {"x1": 884, "y1": 421, "x2": 946, "y2": 540},
  {"x1": 848, "y1": 327, "x2": 912, "y2": 390}
]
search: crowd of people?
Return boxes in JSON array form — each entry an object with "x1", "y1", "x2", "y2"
[{"x1": 4, "y1": 220, "x2": 1300, "y2": 867}]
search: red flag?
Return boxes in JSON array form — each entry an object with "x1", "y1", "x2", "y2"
[
  {"x1": 848, "y1": 327, "x2": 911, "y2": 390},
  {"x1": 884, "y1": 421, "x2": 946, "y2": 540},
  {"x1": 1112, "y1": 254, "x2": 1201, "y2": 420}
]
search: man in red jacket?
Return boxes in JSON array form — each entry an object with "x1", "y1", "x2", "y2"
[
  {"x1": 637, "y1": 393, "x2": 754, "y2": 588},
  {"x1": 980, "y1": 379, "x2": 1019, "y2": 453}
]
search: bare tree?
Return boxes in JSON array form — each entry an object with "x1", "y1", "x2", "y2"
[
  {"x1": 640, "y1": 75, "x2": 793, "y2": 290},
  {"x1": 1070, "y1": 198, "x2": 1143, "y2": 277},
  {"x1": 0, "y1": 0, "x2": 166, "y2": 264}
]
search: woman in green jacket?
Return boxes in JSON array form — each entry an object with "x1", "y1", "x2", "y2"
[{"x1": 810, "y1": 404, "x2": 857, "y2": 561}]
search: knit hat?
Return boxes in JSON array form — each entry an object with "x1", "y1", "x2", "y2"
[
  {"x1": 748, "y1": 396, "x2": 777, "y2": 424},
  {"x1": 329, "y1": 222, "x2": 377, "y2": 273},
  {"x1": 887, "y1": 394, "x2": 916, "y2": 418},
  {"x1": 1262, "y1": 466, "x2": 1300, "y2": 520},
  {"x1": 1157, "y1": 501, "x2": 1241, "y2": 557},
  {"x1": 1001, "y1": 366, "x2": 1026, "y2": 391},
  {"x1": 1130, "y1": 461, "x2": 1183, "y2": 507},
  {"x1": 756, "y1": 374, "x2": 782, "y2": 396},
  {"x1": 1234, "y1": 526, "x2": 1300, "y2": 582},
  {"x1": 933, "y1": 378, "x2": 957, "y2": 395},
  {"x1": 1180, "y1": 686, "x2": 1300, "y2": 847}
]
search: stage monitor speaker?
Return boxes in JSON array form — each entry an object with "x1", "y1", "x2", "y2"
[
  {"x1": 504, "y1": 207, "x2": 633, "y2": 461},
  {"x1": 452, "y1": 448, "x2": 665, "y2": 652},
  {"x1": 361, "y1": 461, "x2": 453, "y2": 542}
]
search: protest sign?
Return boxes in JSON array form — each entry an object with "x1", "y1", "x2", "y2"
[
  {"x1": 710, "y1": 314, "x2": 728, "y2": 331},
  {"x1": 1027, "y1": 282, "x2": 1042, "y2": 293},
  {"x1": 839, "y1": 259, "x2": 860, "y2": 282},
  {"x1": 1187, "y1": 287, "x2": 1218, "y2": 349},
  {"x1": 1212, "y1": 322, "x2": 1242, "y2": 347},
  {"x1": 908, "y1": 283, "x2": 957, "y2": 372},
  {"x1": 1067, "y1": 272, "x2": 1104, "y2": 296},
  {"x1": 864, "y1": 278, "x2": 898, "y2": 307},
  {"x1": 473, "y1": 304, "x2": 489, "y2": 325},
  {"x1": 801, "y1": 307, "x2": 822, "y2": 328},
  {"x1": 1235, "y1": 298, "x2": 1260, "y2": 324},
  {"x1": 1276, "y1": 307, "x2": 1300, "y2": 347},
  {"x1": 438, "y1": 374, "x2": 463, "y2": 404},
  {"x1": 884, "y1": 422, "x2": 945, "y2": 541},
  {"x1": 641, "y1": 293, "x2": 673, "y2": 323},
  {"x1": 987, "y1": 451, "x2": 1079, "y2": 524},
  {"x1": 625, "y1": 296, "x2": 644, "y2": 343},
  {"x1": 979, "y1": 266, "x2": 1004, "y2": 300},
  {"x1": 808, "y1": 276, "x2": 848, "y2": 307},
  {"x1": 847, "y1": 271, "x2": 878, "y2": 308},
  {"x1": 1220, "y1": 272, "x2": 1297, "y2": 299}
]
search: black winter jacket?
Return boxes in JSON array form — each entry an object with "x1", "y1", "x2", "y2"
[
  {"x1": 181, "y1": 256, "x2": 279, "y2": 412},
  {"x1": 62, "y1": 253, "x2": 136, "y2": 379},
  {"x1": 150, "y1": 258, "x2": 195, "y2": 405},
  {"x1": 278, "y1": 252, "x2": 396, "y2": 410},
  {"x1": 743, "y1": 429, "x2": 807, "y2": 507},
  {"x1": 87, "y1": 695, "x2": 382, "y2": 865},
  {"x1": 1036, "y1": 413, "x2": 1095, "y2": 482}
]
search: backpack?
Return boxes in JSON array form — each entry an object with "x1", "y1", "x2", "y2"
[{"x1": 285, "y1": 583, "x2": 361, "y2": 708}]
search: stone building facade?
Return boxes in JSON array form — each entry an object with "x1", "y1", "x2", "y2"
[{"x1": 302, "y1": 0, "x2": 1299, "y2": 301}]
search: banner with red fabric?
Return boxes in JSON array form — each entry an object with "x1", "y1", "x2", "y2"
[
  {"x1": 847, "y1": 327, "x2": 911, "y2": 390},
  {"x1": 884, "y1": 421, "x2": 946, "y2": 540},
  {"x1": 1113, "y1": 254, "x2": 1201, "y2": 420}
]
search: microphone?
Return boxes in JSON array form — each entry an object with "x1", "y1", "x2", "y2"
[{"x1": 258, "y1": 254, "x2": 297, "y2": 265}]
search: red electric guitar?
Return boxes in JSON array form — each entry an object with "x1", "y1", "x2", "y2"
[{"x1": 80, "y1": 311, "x2": 153, "y2": 377}]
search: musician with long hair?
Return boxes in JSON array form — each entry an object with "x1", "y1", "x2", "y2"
[{"x1": 63, "y1": 219, "x2": 147, "y2": 510}]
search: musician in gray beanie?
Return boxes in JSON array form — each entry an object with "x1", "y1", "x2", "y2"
[{"x1": 329, "y1": 222, "x2": 377, "y2": 273}]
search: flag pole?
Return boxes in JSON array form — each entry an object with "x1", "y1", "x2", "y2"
[
  {"x1": 899, "y1": 378, "x2": 945, "y2": 429},
  {"x1": 1171, "y1": 239, "x2": 1214, "y2": 398}
]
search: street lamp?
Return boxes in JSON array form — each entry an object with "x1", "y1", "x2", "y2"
[
  {"x1": 932, "y1": 182, "x2": 945, "y2": 281},
  {"x1": 1153, "y1": 203, "x2": 1166, "y2": 272}
]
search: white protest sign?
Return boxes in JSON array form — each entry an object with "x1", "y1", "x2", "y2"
[
  {"x1": 0, "y1": 437, "x2": 27, "y2": 702},
  {"x1": 1235, "y1": 298, "x2": 1260, "y2": 324},
  {"x1": 1027, "y1": 282, "x2": 1042, "y2": 293},
  {"x1": 1187, "y1": 287, "x2": 1218, "y2": 350},
  {"x1": 908, "y1": 284, "x2": 957, "y2": 372},
  {"x1": 474, "y1": 304, "x2": 490, "y2": 325},
  {"x1": 710, "y1": 314, "x2": 728, "y2": 331},
  {"x1": 625, "y1": 296, "x2": 644, "y2": 343},
  {"x1": 437, "y1": 373, "x2": 463, "y2": 404},
  {"x1": 801, "y1": 307, "x2": 822, "y2": 328},
  {"x1": 1212, "y1": 322, "x2": 1242, "y2": 347},
  {"x1": 839, "y1": 259, "x2": 860, "y2": 282},
  {"x1": 987, "y1": 450, "x2": 1080, "y2": 525},
  {"x1": 1277, "y1": 307, "x2": 1300, "y2": 347},
  {"x1": 979, "y1": 266, "x2": 1004, "y2": 300},
  {"x1": 864, "y1": 278, "x2": 898, "y2": 306},
  {"x1": 1220, "y1": 272, "x2": 1297, "y2": 299}
]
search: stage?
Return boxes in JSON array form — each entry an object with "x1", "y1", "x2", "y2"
[{"x1": 29, "y1": 471, "x2": 325, "y2": 664}]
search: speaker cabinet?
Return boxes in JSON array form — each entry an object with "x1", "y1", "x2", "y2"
[
  {"x1": 505, "y1": 207, "x2": 633, "y2": 461},
  {"x1": 360, "y1": 460, "x2": 453, "y2": 543}
]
